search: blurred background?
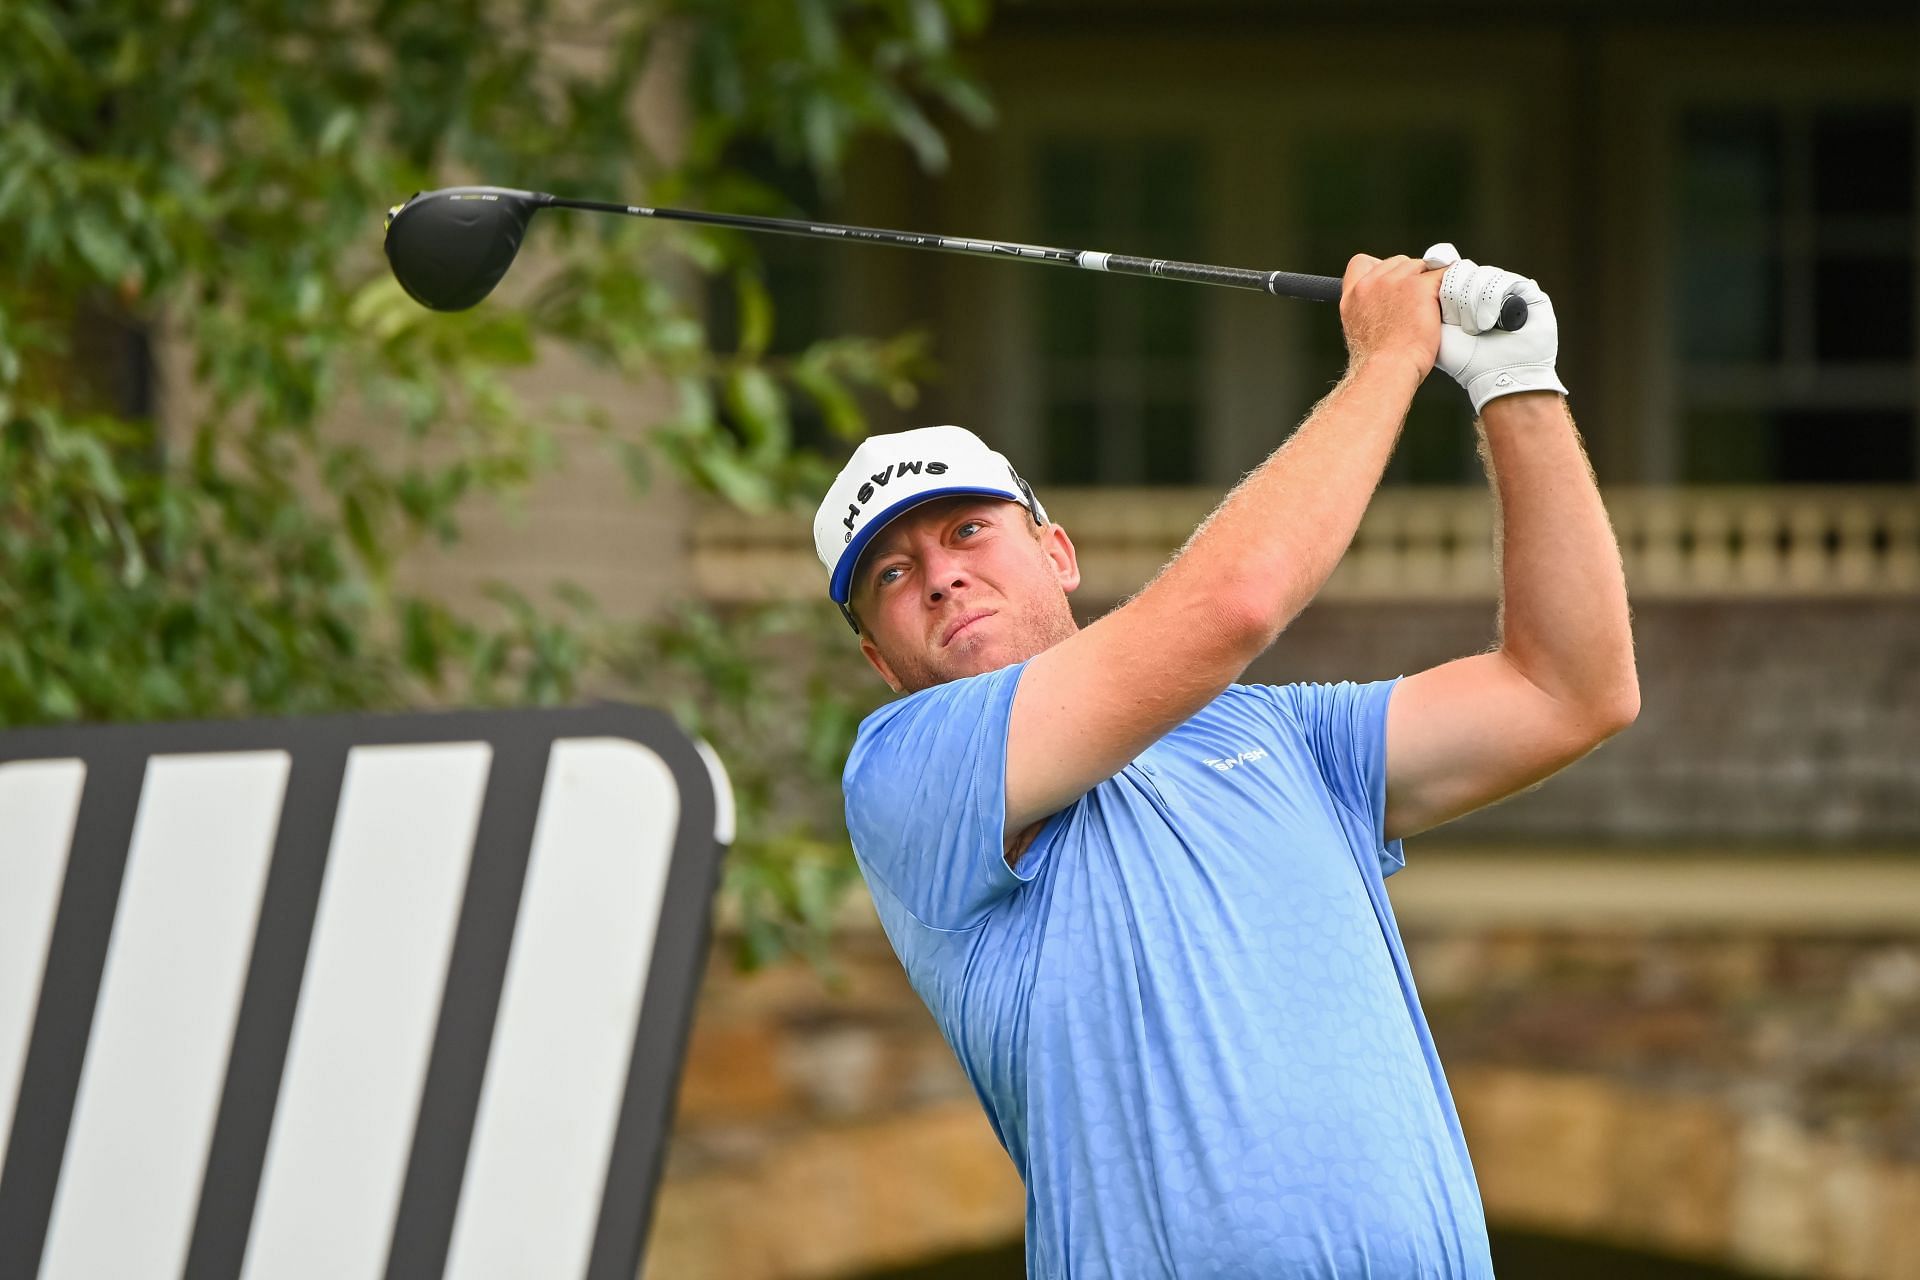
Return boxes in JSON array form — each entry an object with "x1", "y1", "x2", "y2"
[{"x1": 4, "y1": 0, "x2": 1916, "y2": 1276}]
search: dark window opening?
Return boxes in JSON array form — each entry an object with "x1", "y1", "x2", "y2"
[
  {"x1": 1673, "y1": 98, "x2": 1917, "y2": 482},
  {"x1": 1294, "y1": 126, "x2": 1483, "y2": 485},
  {"x1": 1031, "y1": 138, "x2": 1205, "y2": 487}
]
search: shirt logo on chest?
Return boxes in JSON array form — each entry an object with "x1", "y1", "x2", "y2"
[{"x1": 1202, "y1": 748, "x2": 1269, "y2": 773}]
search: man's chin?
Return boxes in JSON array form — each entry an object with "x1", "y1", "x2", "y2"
[
  {"x1": 949, "y1": 648, "x2": 1018, "y2": 681},
  {"x1": 935, "y1": 631, "x2": 1055, "y2": 686},
  {"x1": 895, "y1": 642, "x2": 1020, "y2": 694},
  {"x1": 886, "y1": 614, "x2": 1075, "y2": 694}
]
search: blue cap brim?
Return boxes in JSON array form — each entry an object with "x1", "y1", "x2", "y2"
[{"x1": 829, "y1": 485, "x2": 1025, "y2": 604}]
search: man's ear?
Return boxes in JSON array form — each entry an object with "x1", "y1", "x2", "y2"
[
  {"x1": 859, "y1": 634, "x2": 903, "y2": 693},
  {"x1": 1041, "y1": 523, "x2": 1081, "y2": 594}
]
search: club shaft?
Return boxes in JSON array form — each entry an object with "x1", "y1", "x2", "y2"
[{"x1": 544, "y1": 194, "x2": 1342, "y2": 304}]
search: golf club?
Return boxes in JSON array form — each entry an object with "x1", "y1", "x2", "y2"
[{"x1": 383, "y1": 186, "x2": 1529, "y2": 331}]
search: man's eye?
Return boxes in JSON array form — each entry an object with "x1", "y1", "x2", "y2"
[
  {"x1": 877, "y1": 565, "x2": 904, "y2": 587},
  {"x1": 956, "y1": 521, "x2": 982, "y2": 537}
]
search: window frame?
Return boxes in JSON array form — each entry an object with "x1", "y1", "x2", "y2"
[
  {"x1": 966, "y1": 32, "x2": 1519, "y2": 488},
  {"x1": 1620, "y1": 32, "x2": 1919, "y2": 483}
]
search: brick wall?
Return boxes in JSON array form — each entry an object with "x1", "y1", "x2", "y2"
[{"x1": 1231, "y1": 600, "x2": 1920, "y2": 844}]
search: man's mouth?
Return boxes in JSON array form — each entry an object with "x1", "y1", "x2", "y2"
[{"x1": 941, "y1": 610, "x2": 993, "y2": 646}]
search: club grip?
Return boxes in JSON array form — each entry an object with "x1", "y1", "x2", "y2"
[
  {"x1": 1270, "y1": 271, "x2": 1530, "y2": 332},
  {"x1": 1264, "y1": 271, "x2": 1343, "y2": 303}
]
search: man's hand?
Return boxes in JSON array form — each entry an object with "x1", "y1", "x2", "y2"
[
  {"x1": 1422, "y1": 243, "x2": 1569, "y2": 414},
  {"x1": 1339, "y1": 253, "x2": 1444, "y2": 381}
]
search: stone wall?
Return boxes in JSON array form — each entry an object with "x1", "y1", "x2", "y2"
[
  {"x1": 1413, "y1": 925, "x2": 1920, "y2": 1278},
  {"x1": 643, "y1": 929, "x2": 1021, "y2": 1280},
  {"x1": 1411, "y1": 928, "x2": 1920, "y2": 1165},
  {"x1": 641, "y1": 886, "x2": 1920, "y2": 1279}
]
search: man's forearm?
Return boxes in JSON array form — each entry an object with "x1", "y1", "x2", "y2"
[
  {"x1": 1478, "y1": 393, "x2": 1638, "y2": 719},
  {"x1": 1143, "y1": 354, "x2": 1421, "y2": 649}
]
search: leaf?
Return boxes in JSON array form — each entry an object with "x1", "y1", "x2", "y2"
[
  {"x1": 699, "y1": 445, "x2": 776, "y2": 511},
  {"x1": 792, "y1": 352, "x2": 866, "y2": 441},
  {"x1": 802, "y1": 98, "x2": 843, "y2": 177},
  {"x1": 879, "y1": 87, "x2": 948, "y2": 172},
  {"x1": 401, "y1": 599, "x2": 446, "y2": 680},
  {"x1": 795, "y1": 0, "x2": 839, "y2": 62},
  {"x1": 921, "y1": 62, "x2": 995, "y2": 128},
  {"x1": 908, "y1": 0, "x2": 950, "y2": 54},
  {"x1": 942, "y1": 0, "x2": 993, "y2": 30},
  {"x1": 106, "y1": 31, "x2": 144, "y2": 86},
  {"x1": 464, "y1": 316, "x2": 537, "y2": 365},
  {"x1": 39, "y1": 676, "x2": 79, "y2": 720},
  {"x1": 346, "y1": 276, "x2": 423, "y2": 342},
  {"x1": 618, "y1": 438, "x2": 652, "y2": 490},
  {"x1": 69, "y1": 210, "x2": 131, "y2": 283},
  {"x1": 734, "y1": 271, "x2": 773, "y2": 357},
  {"x1": 341, "y1": 490, "x2": 381, "y2": 568},
  {"x1": 317, "y1": 108, "x2": 358, "y2": 157},
  {"x1": 723, "y1": 365, "x2": 788, "y2": 456},
  {"x1": 294, "y1": 274, "x2": 324, "y2": 322},
  {"x1": 675, "y1": 374, "x2": 717, "y2": 432}
]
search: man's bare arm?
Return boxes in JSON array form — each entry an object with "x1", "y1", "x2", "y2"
[
  {"x1": 1003, "y1": 254, "x2": 1440, "y2": 838},
  {"x1": 1383, "y1": 393, "x2": 1639, "y2": 840}
]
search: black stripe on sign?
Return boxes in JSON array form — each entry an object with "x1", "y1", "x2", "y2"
[
  {"x1": 586, "y1": 757, "x2": 723, "y2": 1280},
  {"x1": 0, "y1": 748, "x2": 147, "y2": 1280},
  {"x1": 381, "y1": 734, "x2": 551, "y2": 1280},
  {"x1": 181, "y1": 730, "x2": 352, "y2": 1280}
]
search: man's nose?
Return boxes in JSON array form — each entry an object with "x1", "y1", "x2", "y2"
[{"x1": 923, "y1": 549, "x2": 968, "y2": 602}]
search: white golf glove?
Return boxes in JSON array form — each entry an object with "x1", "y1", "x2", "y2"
[{"x1": 1423, "y1": 243, "x2": 1568, "y2": 415}]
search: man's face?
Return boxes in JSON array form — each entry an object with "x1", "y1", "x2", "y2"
[{"x1": 849, "y1": 496, "x2": 1081, "y2": 694}]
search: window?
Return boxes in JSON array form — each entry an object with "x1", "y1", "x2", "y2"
[
  {"x1": 1031, "y1": 139, "x2": 1204, "y2": 486},
  {"x1": 1673, "y1": 101, "x2": 1917, "y2": 482},
  {"x1": 1293, "y1": 126, "x2": 1485, "y2": 485}
]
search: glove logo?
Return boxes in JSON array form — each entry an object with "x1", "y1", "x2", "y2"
[{"x1": 1494, "y1": 373, "x2": 1515, "y2": 387}]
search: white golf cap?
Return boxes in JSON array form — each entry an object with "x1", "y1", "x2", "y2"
[{"x1": 813, "y1": 425, "x2": 1047, "y2": 624}]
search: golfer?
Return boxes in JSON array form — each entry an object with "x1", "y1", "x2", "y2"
[{"x1": 814, "y1": 248, "x2": 1637, "y2": 1278}]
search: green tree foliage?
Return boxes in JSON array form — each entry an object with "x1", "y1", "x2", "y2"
[{"x1": 1, "y1": 0, "x2": 993, "y2": 963}]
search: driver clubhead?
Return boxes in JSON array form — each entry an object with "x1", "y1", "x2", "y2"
[{"x1": 383, "y1": 186, "x2": 545, "y2": 311}]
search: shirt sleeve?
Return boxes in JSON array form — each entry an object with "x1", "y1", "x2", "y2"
[
  {"x1": 842, "y1": 661, "x2": 1038, "y2": 931},
  {"x1": 1270, "y1": 678, "x2": 1406, "y2": 879}
]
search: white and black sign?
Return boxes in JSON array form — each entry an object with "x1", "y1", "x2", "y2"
[{"x1": 0, "y1": 705, "x2": 732, "y2": 1280}]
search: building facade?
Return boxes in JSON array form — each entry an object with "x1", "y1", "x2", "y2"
[
  {"x1": 698, "y1": 0, "x2": 1920, "y2": 846},
  {"x1": 659, "y1": 7, "x2": 1919, "y2": 1276}
]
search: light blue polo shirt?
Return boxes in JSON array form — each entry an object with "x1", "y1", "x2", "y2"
[{"x1": 843, "y1": 661, "x2": 1492, "y2": 1279}]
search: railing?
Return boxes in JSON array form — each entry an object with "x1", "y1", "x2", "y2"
[{"x1": 691, "y1": 487, "x2": 1920, "y2": 603}]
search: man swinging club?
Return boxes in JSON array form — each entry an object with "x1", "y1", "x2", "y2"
[{"x1": 813, "y1": 246, "x2": 1639, "y2": 1278}]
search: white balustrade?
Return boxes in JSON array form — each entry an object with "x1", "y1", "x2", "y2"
[{"x1": 692, "y1": 488, "x2": 1920, "y2": 603}]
